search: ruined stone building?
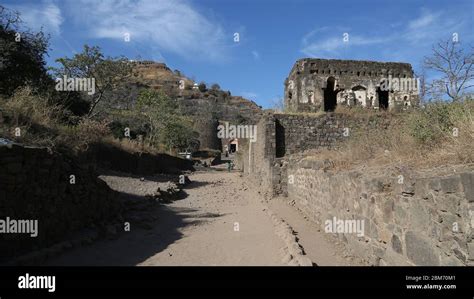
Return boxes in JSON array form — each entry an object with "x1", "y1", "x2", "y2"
[{"x1": 284, "y1": 58, "x2": 420, "y2": 112}]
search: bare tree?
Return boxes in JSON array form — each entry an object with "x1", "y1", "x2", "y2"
[
  {"x1": 414, "y1": 67, "x2": 428, "y2": 103},
  {"x1": 0, "y1": 5, "x2": 21, "y2": 31},
  {"x1": 270, "y1": 96, "x2": 285, "y2": 113},
  {"x1": 423, "y1": 39, "x2": 474, "y2": 101}
]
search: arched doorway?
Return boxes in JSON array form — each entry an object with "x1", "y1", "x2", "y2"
[
  {"x1": 352, "y1": 85, "x2": 367, "y2": 107},
  {"x1": 376, "y1": 87, "x2": 389, "y2": 110},
  {"x1": 323, "y1": 77, "x2": 338, "y2": 111}
]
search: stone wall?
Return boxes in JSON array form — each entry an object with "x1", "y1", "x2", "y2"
[
  {"x1": 0, "y1": 143, "x2": 123, "y2": 261},
  {"x1": 286, "y1": 158, "x2": 474, "y2": 266},
  {"x1": 79, "y1": 143, "x2": 195, "y2": 175},
  {"x1": 193, "y1": 119, "x2": 221, "y2": 151},
  {"x1": 238, "y1": 113, "x2": 355, "y2": 197},
  {"x1": 274, "y1": 113, "x2": 349, "y2": 157},
  {"x1": 238, "y1": 115, "x2": 275, "y2": 197},
  {"x1": 239, "y1": 110, "x2": 473, "y2": 266}
]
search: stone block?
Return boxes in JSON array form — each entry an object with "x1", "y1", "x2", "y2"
[
  {"x1": 378, "y1": 226, "x2": 392, "y2": 244},
  {"x1": 400, "y1": 182, "x2": 415, "y2": 196},
  {"x1": 468, "y1": 241, "x2": 474, "y2": 261},
  {"x1": 428, "y1": 178, "x2": 441, "y2": 192},
  {"x1": 391, "y1": 234, "x2": 403, "y2": 254},
  {"x1": 372, "y1": 245, "x2": 385, "y2": 258},
  {"x1": 382, "y1": 247, "x2": 412, "y2": 266},
  {"x1": 367, "y1": 178, "x2": 384, "y2": 193},
  {"x1": 440, "y1": 176, "x2": 462, "y2": 194},
  {"x1": 367, "y1": 219, "x2": 379, "y2": 240},
  {"x1": 440, "y1": 255, "x2": 464, "y2": 266},
  {"x1": 460, "y1": 172, "x2": 474, "y2": 202},
  {"x1": 414, "y1": 178, "x2": 430, "y2": 198},
  {"x1": 408, "y1": 200, "x2": 430, "y2": 232},
  {"x1": 382, "y1": 199, "x2": 394, "y2": 222},
  {"x1": 439, "y1": 212, "x2": 458, "y2": 232},
  {"x1": 405, "y1": 231, "x2": 440, "y2": 266},
  {"x1": 453, "y1": 247, "x2": 468, "y2": 263},
  {"x1": 436, "y1": 194, "x2": 460, "y2": 215}
]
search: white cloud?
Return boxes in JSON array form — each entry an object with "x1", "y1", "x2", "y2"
[
  {"x1": 408, "y1": 9, "x2": 440, "y2": 30},
  {"x1": 300, "y1": 26, "x2": 392, "y2": 58},
  {"x1": 65, "y1": 0, "x2": 229, "y2": 62},
  {"x1": 301, "y1": 34, "x2": 391, "y2": 58},
  {"x1": 8, "y1": 0, "x2": 63, "y2": 35},
  {"x1": 300, "y1": 8, "x2": 471, "y2": 60},
  {"x1": 402, "y1": 10, "x2": 461, "y2": 45}
]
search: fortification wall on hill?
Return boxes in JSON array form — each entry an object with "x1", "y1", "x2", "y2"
[
  {"x1": 238, "y1": 113, "x2": 359, "y2": 197},
  {"x1": 238, "y1": 111, "x2": 474, "y2": 266}
]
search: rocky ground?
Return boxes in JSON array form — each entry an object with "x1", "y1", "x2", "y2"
[{"x1": 40, "y1": 166, "x2": 352, "y2": 266}]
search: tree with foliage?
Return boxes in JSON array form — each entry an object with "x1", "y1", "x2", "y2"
[
  {"x1": 162, "y1": 118, "x2": 199, "y2": 152},
  {"x1": 0, "y1": 5, "x2": 51, "y2": 96},
  {"x1": 52, "y1": 45, "x2": 132, "y2": 117},
  {"x1": 198, "y1": 82, "x2": 207, "y2": 92},
  {"x1": 135, "y1": 90, "x2": 198, "y2": 152},
  {"x1": 423, "y1": 39, "x2": 474, "y2": 101}
]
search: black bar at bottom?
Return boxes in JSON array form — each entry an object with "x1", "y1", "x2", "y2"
[{"x1": 0, "y1": 266, "x2": 472, "y2": 298}]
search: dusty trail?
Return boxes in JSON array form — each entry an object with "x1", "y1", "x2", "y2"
[
  {"x1": 137, "y1": 170, "x2": 287, "y2": 266},
  {"x1": 43, "y1": 167, "x2": 350, "y2": 266},
  {"x1": 44, "y1": 169, "x2": 286, "y2": 266}
]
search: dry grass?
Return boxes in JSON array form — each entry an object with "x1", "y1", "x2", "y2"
[
  {"x1": 3, "y1": 86, "x2": 62, "y2": 127},
  {"x1": 0, "y1": 86, "x2": 164, "y2": 156},
  {"x1": 54, "y1": 119, "x2": 112, "y2": 153},
  {"x1": 307, "y1": 100, "x2": 474, "y2": 171},
  {"x1": 104, "y1": 137, "x2": 161, "y2": 155},
  {"x1": 0, "y1": 87, "x2": 62, "y2": 147}
]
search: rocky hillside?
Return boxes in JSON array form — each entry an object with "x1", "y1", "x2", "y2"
[{"x1": 126, "y1": 60, "x2": 263, "y2": 124}]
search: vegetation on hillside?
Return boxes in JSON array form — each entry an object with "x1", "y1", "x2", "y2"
[
  {"x1": 0, "y1": 6, "x2": 51, "y2": 96},
  {"x1": 0, "y1": 5, "x2": 199, "y2": 156},
  {"x1": 1, "y1": 4, "x2": 472, "y2": 169}
]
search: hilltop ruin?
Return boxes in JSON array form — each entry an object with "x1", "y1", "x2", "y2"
[{"x1": 284, "y1": 58, "x2": 420, "y2": 112}]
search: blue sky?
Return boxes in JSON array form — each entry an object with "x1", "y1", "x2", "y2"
[{"x1": 3, "y1": 0, "x2": 474, "y2": 108}]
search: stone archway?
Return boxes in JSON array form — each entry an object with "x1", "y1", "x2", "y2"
[
  {"x1": 376, "y1": 86, "x2": 389, "y2": 110},
  {"x1": 323, "y1": 77, "x2": 338, "y2": 111},
  {"x1": 352, "y1": 85, "x2": 367, "y2": 107}
]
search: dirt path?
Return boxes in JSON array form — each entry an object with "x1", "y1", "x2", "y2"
[
  {"x1": 43, "y1": 167, "x2": 351, "y2": 266},
  {"x1": 137, "y1": 170, "x2": 287, "y2": 266},
  {"x1": 44, "y1": 169, "x2": 287, "y2": 266}
]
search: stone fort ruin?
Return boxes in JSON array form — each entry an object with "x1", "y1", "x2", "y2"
[
  {"x1": 236, "y1": 58, "x2": 472, "y2": 267},
  {"x1": 284, "y1": 58, "x2": 420, "y2": 112}
]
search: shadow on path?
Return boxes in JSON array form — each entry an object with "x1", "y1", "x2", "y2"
[{"x1": 42, "y1": 189, "x2": 223, "y2": 266}]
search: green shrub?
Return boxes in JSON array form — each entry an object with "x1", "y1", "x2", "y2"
[{"x1": 407, "y1": 100, "x2": 472, "y2": 146}]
